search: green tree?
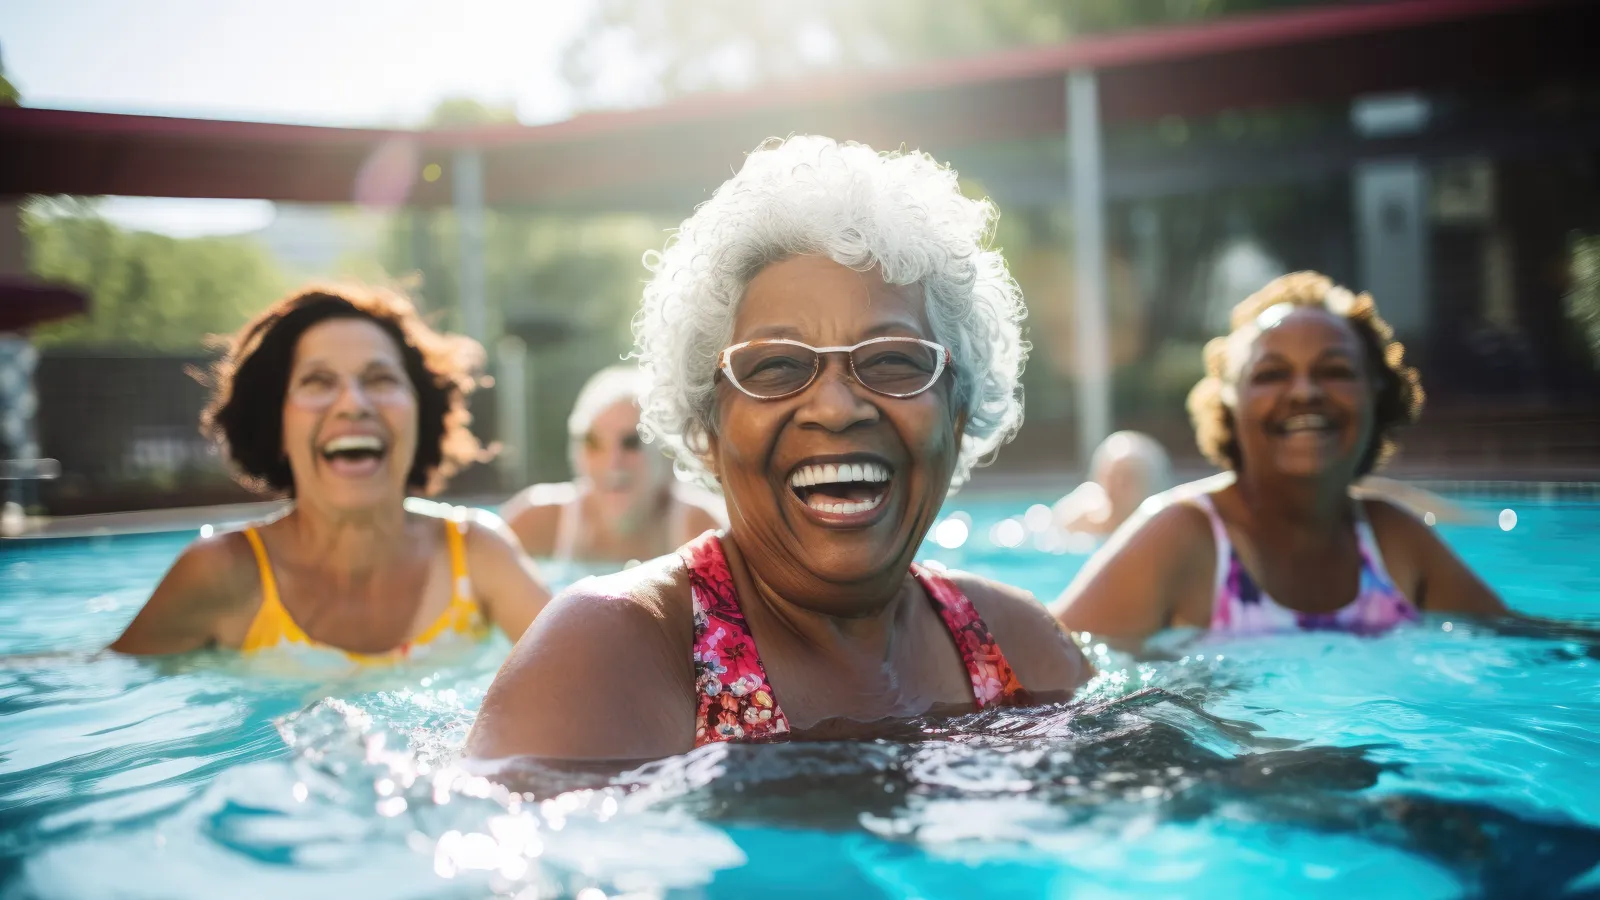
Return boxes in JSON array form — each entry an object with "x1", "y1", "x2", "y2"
[
  {"x1": 24, "y1": 200, "x2": 288, "y2": 351},
  {"x1": 378, "y1": 98, "x2": 674, "y2": 479},
  {"x1": 0, "y1": 42, "x2": 19, "y2": 106},
  {"x1": 560, "y1": 0, "x2": 1326, "y2": 108},
  {"x1": 424, "y1": 96, "x2": 518, "y2": 128},
  {"x1": 1568, "y1": 233, "x2": 1600, "y2": 369},
  {"x1": 384, "y1": 203, "x2": 667, "y2": 477}
]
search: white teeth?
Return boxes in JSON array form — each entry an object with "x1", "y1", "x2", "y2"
[
  {"x1": 786, "y1": 462, "x2": 892, "y2": 489},
  {"x1": 1281, "y1": 415, "x2": 1330, "y2": 433},
  {"x1": 804, "y1": 493, "x2": 885, "y2": 515},
  {"x1": 322, "y1": 435, "x2": 384, "y2": 454}
]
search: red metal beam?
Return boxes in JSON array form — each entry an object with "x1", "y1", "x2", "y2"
[{"x1": 0, "y1": 0, "x2": 1590, "y2": 207}]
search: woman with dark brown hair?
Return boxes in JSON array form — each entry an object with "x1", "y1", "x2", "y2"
[
  {"x1": 111, "y1": 283, "x2": 549, "y2": 660},
  {"x1": 1051, "y1": 272, "x2": 1505, "y2": 647}
]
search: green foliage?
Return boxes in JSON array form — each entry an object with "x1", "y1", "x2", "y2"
[
  {"x1": 24, "y1": 200, "x2": 288, "y2": 351},
  {"x1": 561, "y1": 0, "x2": 1328, "y2": 106},
  {"x1": 0, "y1": 41, "x2": 18, "y2": 106},
  {"x1": 383, "y1": 208, "x2": 661, "y2": 346},
  {"x1": 1567, "y1": 233, "x2": 1600, "y2": 369},
  {"x1": 423, "y1": 97, "x2": 519, "y2": 128},
  {"x1": 382, "y1": 195, "x2": 668, "y2": 479}
]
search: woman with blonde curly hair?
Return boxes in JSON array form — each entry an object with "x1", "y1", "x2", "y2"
[
  {"x1": 469, "y1": 136, "x2": 1089, "y2": 762},
  {"x1": 112, "y1": 283, "x2": 550, "y2": 659},
  {"x1": 1051, "y1": 271, "x2": 1504, "y2": 646}
]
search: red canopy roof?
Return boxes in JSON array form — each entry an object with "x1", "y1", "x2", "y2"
[
  {"x1": 0, "y1": 278, "x2": 88, "y2": 333},
  {"x1": 0, "y1": 0, "x2": 1592, "y2": 211}
]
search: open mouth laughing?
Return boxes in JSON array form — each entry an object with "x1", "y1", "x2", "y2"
[
  {"x1": 319, "y1": 434, "x2": 388, "y2": 478},
  {"x1": 786, "y1": 456, "x2": 893, "y2": 526},
  {"x1": 1270, "y1": 413, "x2": 1338, "y2": 438}
]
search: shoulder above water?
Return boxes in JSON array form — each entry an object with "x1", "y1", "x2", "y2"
[
  {"x1": 502, "y1": 482, "x2": 580, "y2": 511},
  {"x1": 928, "y1": 566, "x2": 1092, "y2": 698},
  {"x1": 553, "y1": 549, "x2": 690, "y2": 622}
]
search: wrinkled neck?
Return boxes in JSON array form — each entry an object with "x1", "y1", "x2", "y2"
[
  {"x1": 278, "y1": 497, "x2": 412, "y2": 575},
  {"x1": 1234, "y1": 466, "x2": 1353, "y2": 533},
  {"x1": 719, "y1": 532, "x2": 916, "y2": 664}
]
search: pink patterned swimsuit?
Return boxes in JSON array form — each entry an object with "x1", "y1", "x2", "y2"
[
  {"x1": 682, "y1": 531, "x2": 1031, "y2": 747},
  {"x1": 1193, "y1": 494, "x2": 1419, "y2": 636}
]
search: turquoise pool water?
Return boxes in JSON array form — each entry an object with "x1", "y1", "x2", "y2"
[{"x1": 2, "y1": 495, "x2": 1598, "y2": 899}]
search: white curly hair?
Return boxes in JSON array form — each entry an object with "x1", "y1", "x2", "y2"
[{"x1": 631, "y1": 135, "x2": 1029, "y2": 491}]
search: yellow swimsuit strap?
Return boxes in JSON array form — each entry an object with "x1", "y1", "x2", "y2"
[
  {"x1": 407, "y1": 518, "x2": 485, "y2": 647},
  {"x1": 237, "y1": 518, "x2": 484, "y2": 657},
  {"x1": 239, "y1": 527, "x2": 312, "y2": 650}
]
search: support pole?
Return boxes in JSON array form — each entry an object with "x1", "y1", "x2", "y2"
[
  {"x1": 495, "y1": 335, "x2": 529, "y2": 490},
  {"x1": 1067, "y1": 70, "x2": 1112, "y2": 469},
  {"x1": 452, "y1": 149, "x2": 487, "y2": 346}
]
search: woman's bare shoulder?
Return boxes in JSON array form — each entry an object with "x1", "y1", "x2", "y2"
[
  {"x1": 560, "y1": 552, "x2": 694, "y2": 628},
  {"x1": 184, "y1": 528, "x2": 263, "y2": 585},
  {"x1": 1136, "y1": 473, "x2": 1235, "y2": 515},
  {"x1": 110, "y1": 529, "x2": 263, "y2": 653},
  {"x1": 466, "y1": 553, "x2": 697, "y2": 760},
  {"x1": 501, "y1": 482, "x2": 578, "y2": 519},
  {"x1": 938, "y1": 569, "x2": 1091, "y2": 698},
  {"x1": 1357, "y1": 494, "x2": 1437, "y2": 562},
  {"x1": 498, "y1": 483, "x2": 576, "y2": 554}
]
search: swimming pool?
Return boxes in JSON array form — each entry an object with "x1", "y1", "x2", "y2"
[{"x1": 2, "y1": 494, "x2": 1598, "y2": 898}]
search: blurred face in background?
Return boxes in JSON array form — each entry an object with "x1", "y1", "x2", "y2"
[
  {"x1": 574, "y1": 399, "x2": 659, "y2": 519},
  {"x1": 1230, "y1": 307, "x2": 1374, "y2": 483}
]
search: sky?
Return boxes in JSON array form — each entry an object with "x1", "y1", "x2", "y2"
[{"x1": 0, "y1": 0, "x2": 596, "y2": 235}]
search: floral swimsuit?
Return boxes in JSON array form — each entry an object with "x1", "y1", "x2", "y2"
[{"x1": 681, "y1": 531, "x2": 1030, "y2": 746}]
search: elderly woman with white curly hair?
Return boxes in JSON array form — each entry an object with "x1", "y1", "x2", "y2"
[{"x1": 468, "y1": 136, "x2": 1090, "y2": 762}]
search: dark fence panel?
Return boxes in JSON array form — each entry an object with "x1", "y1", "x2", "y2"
[{"x1": 33, "y1": 351, "x2": 506, "y2": 515}]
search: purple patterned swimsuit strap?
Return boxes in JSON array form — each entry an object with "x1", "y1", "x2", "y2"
[
  {"x1": 682, "y1": 533, "x2": 1029, "y2": 748},
  {"x1": 1194, "y1": 493, "x2": 1419, "y2": 636}
]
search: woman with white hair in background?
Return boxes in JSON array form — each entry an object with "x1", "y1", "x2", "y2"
[
  {"x1": 469, "y1": 136, "x2": 1090, "y2": 762},
  {"x1": 500, "y1": 365, "x2": 724, "y2": 568}
]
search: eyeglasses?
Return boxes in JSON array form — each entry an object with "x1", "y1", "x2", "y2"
[{"x1": 716, "y1": 337, "x2": 952, "y2": 400}]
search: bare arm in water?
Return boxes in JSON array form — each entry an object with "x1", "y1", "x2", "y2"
[
  {"x1": 463, "y1": 520, "x2": 554, "y2": 642},
  {"x1": 1363, "y1": 499, "x2": 1600, "y2": 641},
  {"x1": 1353, "y1": 476, "x2": 1486, "y2": 525},
  {"x1": 1363, "y1": 499, "x2": 1505, "y2": 616},
  {"x1": 109, "y1": 534, "x2": 259, "y2": 655},
  {"x1": 1049, "y1": 502, "x2": 1218, "y2": 651}
]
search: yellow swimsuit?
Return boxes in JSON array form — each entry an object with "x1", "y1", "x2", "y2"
[{"x1": 238, "y1": 518, "x2": 488, "y2": 662}]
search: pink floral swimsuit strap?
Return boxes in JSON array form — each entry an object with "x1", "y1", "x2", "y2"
[{"x1": 682, "y1": 531, "x2": 1029, "y2": 748}]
